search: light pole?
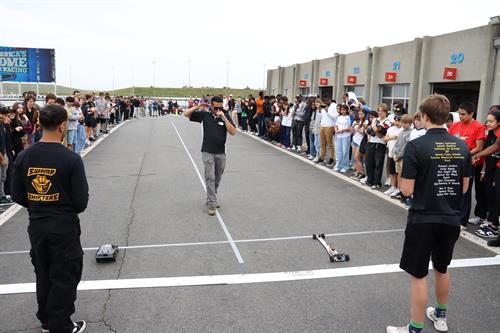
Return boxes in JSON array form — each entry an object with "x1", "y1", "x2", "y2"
[
  {"x1": 188, "y1": 60, "x2": 192, "y2": 88},
  {"x1": 225, "y1": 61, "x2": 230, "y2": 88},
  {"x1": 152, "y1": 61, "x2": 156, "y2": 88},
  {"x1": 262, "y1": 63, "x2": 266, "y2": 91}
]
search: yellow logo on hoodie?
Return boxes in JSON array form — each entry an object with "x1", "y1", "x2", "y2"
[{"x1": 27, "y1": 167, "x2": 59, "y2": 202}]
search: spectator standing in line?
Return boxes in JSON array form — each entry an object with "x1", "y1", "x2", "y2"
[
  {"x1": 280, "y1": 97, "x2": 293, "y2": 150},
  {"x1": 7, "y1": 107, "x2": 25, "y2": 160},
  {"x1": 74, "y1": 101, "x2": 86, "y2": 155},
  {"x1": 234, "y1": 97, "x2": 242, "y2": 127},
  {"x1": 255, "y1": 91, "x2": 265, "y2": 137},
  {"x1": 315, "y1": 97, "x2": 336, "y2": 165},
  {"x1": 65, "y1": 97, "x2": 80, "y2": 152},
  {"x1": 447, "y1": 102, "x2": 485, "y2": 230},
  {"x1": 473, "y1": 106, "x2": 500, "y2": 247},
  {"x1": 95, "y1": 93, "x2": 107, "y2": 135},
  {"x1": 303, "y1": 96, "x2": 315, "y2": 156},
  {"x1": 183, "y1": 96, "x2": 236, "y2": 216},
  {"x1": 291, "y1": 95, "x2": 306, "y2": 152},
  {"x1": 365, "y1": 103, "x2": 391, "y2": 189},
  {"x1": 262, "y1": 95, "x2": 272, "y2": 140},
  {"x1": 308, "y1": 99, "x2": 322, "y2": 160},
  {"x1": 387, "y1": 94, "x2": 470, "y2": 333},
  {"x1": 384, "y1": 115, "x2": 403, "y2": 196},
  {"x1": 391, "y1": 114, "x2": 413, "y2": 200},
  {"x1": 0, "y1": 106, "x2": 11, "y2": 204},
  {"x1": 247, "y1": 95, "x2": 257, "y2": 134},
  {"x1": 350, "y1": 108, "x2": 368, "y2": 179},
  {"x1": 23, "y1": 95, "x2": 39, "y2": 146},
  {"x1": 333, "y1": 104, "x2": 352, "y2": 172},
  {"x1": 474, "y1": 110, "x2": 500, "y2": 238}
]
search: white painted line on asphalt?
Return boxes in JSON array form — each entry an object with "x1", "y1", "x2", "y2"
[
  {"x1": 171, "y1": 121, "x2": 245, "y2": 264},
  {"x1": 0, "y1": 228, "x2": 405, "y2": 256},
  {"x1": 1, "y1": 255, "x2": 498, "y2": 295},
  {"x1": 0, "y1": 120, "x2": 130, "y2": 227},
  {"x1": 239, "y1": 130, "x2": 500, "y2": 255},
  {"x1": 0, "y1": 205, "x2": 22, "y2": 227}
]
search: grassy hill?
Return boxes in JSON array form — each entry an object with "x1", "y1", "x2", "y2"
[
  {"x1": 112, "y1": 87, "x2": 260, "y2": 98},
  {"x1": 1, "y1": 83, "x2": 260, "y2": 98}
]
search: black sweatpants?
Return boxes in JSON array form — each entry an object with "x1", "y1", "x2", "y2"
[
  {"x1": 365, "y1": 142, "x2": 387, "y2": 186},
  {"x1": 472, "y1": 165, "x2": 488, "y2": 219},
  {"x1": 292, "y1": 120, "x2": 304, "y2": 147},
  {"x1": 28, "y1": 222, "x2": 83, "y2": 333}
]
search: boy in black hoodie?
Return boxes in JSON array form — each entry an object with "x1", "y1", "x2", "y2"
[{"x1": 12, "y1": 104, "x2": 89, "y2": 333}]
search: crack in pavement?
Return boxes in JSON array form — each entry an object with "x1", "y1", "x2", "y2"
[{"x1": 99, "y1": 120, "x2": 153, "y2": 333}]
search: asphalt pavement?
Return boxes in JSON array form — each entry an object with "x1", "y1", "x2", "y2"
[{"x1": 0, "y1": 115, "x2": 498, "y2": 333}]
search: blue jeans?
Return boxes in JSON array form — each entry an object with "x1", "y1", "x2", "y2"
[
  {"x1": 309, "y1": 132, "x2": 320, "y2": 157},
  {"x1": 281, "y1": 126, "x2": 291, "y2": 148},
  {"x1": 335, "y1": 136, "x2": 351, "y2": 170},
  {"x1": 257, "y1": 114, "x2": 266, "y2": 136}
]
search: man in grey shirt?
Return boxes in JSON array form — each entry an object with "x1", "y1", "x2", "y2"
[{"x1": 184, "y1": 96, "x2": 236, "y2": 216}]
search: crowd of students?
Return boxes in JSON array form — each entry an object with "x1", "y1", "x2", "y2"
[{"x1": 226, "y1": 91, "x2": 500, "y2": 247}]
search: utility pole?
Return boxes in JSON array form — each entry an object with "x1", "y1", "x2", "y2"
[
  {"x1": 188, "y1": 60, "x2": 192, "y2": 88},
  {"x1": 152, "y1": 61, "x2": 156, "y2": 88}
]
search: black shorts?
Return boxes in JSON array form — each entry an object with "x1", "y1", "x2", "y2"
[
  {"x1": 400, "y1": 223, "x2": 460, "y2": 278},
  {"x1": 85, "y1": 117, "x2": 96, "y2": 128},
  {"x1": 387, "y1": 156, "x2": 396, "y2": 175}
]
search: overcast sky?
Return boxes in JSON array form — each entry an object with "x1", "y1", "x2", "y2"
[{"x1": 1, "y1": 0, "x2": 499, "y2": 91}]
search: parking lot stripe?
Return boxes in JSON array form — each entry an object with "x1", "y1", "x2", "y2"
[
  {"x1": 1, "y1": 255, "x2": 498, "y2": 295},
  {"x1": 0, "y1": 228, "x2": 405, "y2": 256}
]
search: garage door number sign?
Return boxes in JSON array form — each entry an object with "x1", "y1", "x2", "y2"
[{"x1": 450, "y1": 53, "x2": 464, "y2": 64}]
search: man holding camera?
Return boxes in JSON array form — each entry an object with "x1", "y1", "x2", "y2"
[{"x1": 183, "y1": 96, "x2": 236, "y2": 216}]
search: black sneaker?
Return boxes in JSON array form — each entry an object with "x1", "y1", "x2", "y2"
[
  {"x1": 487, "y1": 238, "x2": 500, "y2": 247},
  {"x1": 326, "y1": 159, "x2": 334, "y2": 167},
  {"x1": 72, "y1": 320, "x2": 86, "y2": 333}
]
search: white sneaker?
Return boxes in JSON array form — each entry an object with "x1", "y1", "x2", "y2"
[
  {"x1": 384, "y1": 187, "x2": 397, "y2": 195},
  {"x1": 426, "y1": 307, "x2": 448, "y2": 332},
  {"x1": 386, "y1": 325, "x2": 409, "y2": 333},
  {"x1": 360, "y1": 177, "x2": 367, "y2": 184},
  {"x1": 296, "y1": 146, "x2": 302, "y2": 152},
  {"x1": 332, "y1": 167, "x2": 340, "y2": 172},
  {"x1": 312, "y1": 156, "x2": 319, "y2": 163},
  {"x1": 479, "y1": 221, "x2": 492, "y2": 228},
  {"x1": 468, "y1": 216, "x2": 484, "y2": 225},
  {"x1": 291, "y1": 146, "x2": 297, "y2": 151},
  {"x1": 390, "y1": 189, "x2": 401, "y2": 197},
  {"x1": 339, "y1": 168, "x2": 347, "y2": 173},
  {"x1": 308, "y1": 155, "x2": 314, "y2": 160}
]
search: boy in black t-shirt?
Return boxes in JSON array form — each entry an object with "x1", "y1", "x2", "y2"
[
  {"x1": 387, "y1": 95, "x2": 470, "y2": 333},
  {"x1": 12, "y1": 104, "x2": 89, "y2": 333}
]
